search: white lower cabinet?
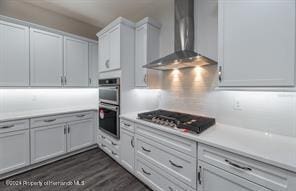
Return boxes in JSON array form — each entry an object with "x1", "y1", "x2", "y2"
[
  {"x1": 120, "y1": 128, "x2": 135, "y2": 173},
  {"x1": 136, "y1": 157, "x2": 194, "y2": 191},
  {"x1": 198, "y1": 161, "x2": 270, "y2": 191},
  {"x1": 67, "y1": 119, "x2": 94, "y2": 152},
  {"x1": 31, "y1": 124, "x2": 67, "y2": 164},
  {"x1": 98, "y1": 130, "x2": 120, "y2": 162},
  {"x1": 30, "y1": 111, "x2": 95, "y2": 164},
  {"x1": 198, "y1": 144, "x2": 296, "y2": 191},
  {"x1": 0, "y1": 129, "x2": 30, "y2": 174}
]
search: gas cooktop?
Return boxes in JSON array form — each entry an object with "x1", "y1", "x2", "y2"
[{"x1": 138, "y1": 109, "x2": 215, "y2": 134}]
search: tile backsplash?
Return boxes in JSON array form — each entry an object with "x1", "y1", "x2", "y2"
[
  {"x1": 159, "y1": 65, "x2": 296, "y2": 137},
  {"x1": 0, "y1": 89, "x2": 98, "y2": 113}
]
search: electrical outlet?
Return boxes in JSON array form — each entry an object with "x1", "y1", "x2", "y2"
[{"x1": 233, "y1": 98, "x2": 242, "y2": 111}]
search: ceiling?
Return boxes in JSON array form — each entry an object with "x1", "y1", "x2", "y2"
[{"x1": 19, "y1": 0, "x2": 173, "y2": 28}]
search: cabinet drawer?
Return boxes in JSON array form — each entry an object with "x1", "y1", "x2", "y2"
[
  {"x1": 31, "y1": 114, "x2": 70, "y2": 128},
  {"x1": 199, "y1": 160, "x2": 271, "y2": 191},
  {"x1": 120, "y1": 119, "x2": 135, "y2": 132},
  {"x1": 198, "y1": 143, "x2": 296, "y2": 191},
  {"x1": 98, "y1": 129, "x2": 120, "y2": 161},
  {"x1": 136, "y1": 157, "x2": 194, "y2": 191},
  {"x1": 99, "y1": 131, "x2": 120, "y2": 152},
  {"x1": 0, "y1": 120, "x2": 29, "y2": 134},
  {"x1": 99, "y1": 143, "x2": 120, "y2": 162},
  {"x1": 136, "y1": 134, "x2": 196, "y2": 188},
  {"x1": 135, "y1": 124, "x2": 196, "y2": 157},
  {"x1": 67, "y1": 111, "x2": 93, "y2": 122},
  {"x1": 31, "y1": 111, "x2": 93, "y2": 128}
]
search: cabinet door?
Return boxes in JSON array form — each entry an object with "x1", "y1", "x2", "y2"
[
  {"x1": 67, "y1": 119, "x2": 94, "y2": 152},
  {"x1": 120, "y1": 129, "x2": 135, "y2": 173},
  {"x1": 195, "y1": 0, "x2": 218, "y2": 61},
  {"x1": 88, "y1": 42, "x2": 98, "y2": 87},
  {"x1": 30, "y1": 28, "x2": 63, "y2": 86},
  {"x1": 109, "y1": 26, "x2": 121, "y2": 71},
  {"x1": 135, "y1": 23, "x2": 160, "y2": 88},
  {"x1": 98, "y1": 33, "x2": 110, "y2": 72},
  {"x1": 198, "y1": 161, "x2": 270, "y2": 191},
  {"x1": 0, "y1": 130, "x2": 30, "y2": 174},
  {"x1": 30, "y1": 124, "x2": 67, "y2": 164},
  {"x1": 219, "y1": 0, "x2": 295, "y2": 87},
  {"x1": 64, "y1": 37, "x2": 89, "y2": 86},
  {"x1": 135, "y1": 25, "x2": 148, "y2": 87},
  {"x1": 0, "y1": 21, "x2": 29, "y2": 86}
]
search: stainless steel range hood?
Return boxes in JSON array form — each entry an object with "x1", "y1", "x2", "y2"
[{"x1": 143, "y1": 0, "x2": 217, "y2": 70}]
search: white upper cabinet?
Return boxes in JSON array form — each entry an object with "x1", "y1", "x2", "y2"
[
  {"x1": 88, "y1": 42, "x2": 98, "y2": 87},
  {"x1": 98, "y1": 32, "x2": 110, "y2": 72},
  {"x1": 218, "y1": 0, "x2": 296, "y2": 87},
  {"x1": 98, "y1": 25, "x2": 121, "y2": 72},
  {"x1": 109, "y1": 26, "x2": 121, "y2": 71},
  {"x1": 97, "y1": 18, "x2": 135, "y2": 73},
  {"x1": 195, "y1": 0, "x2": 218, "y2": 62},
  {"x1": 135, "y1": 18, "x2": 161, "y2": 88},
  {"x1": 30, "y1": 28, "x2": 63, "y2": 86},
  {"x1": 64, "y1": 37, "x2": 89, "y2": 87},
  {"x1": 0, "y1": 21, "x2": 29, "y2": 86}
]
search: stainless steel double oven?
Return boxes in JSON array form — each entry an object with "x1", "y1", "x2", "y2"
[{"x1": 98, "y1": 78, "x2": 120, "y2": 139}]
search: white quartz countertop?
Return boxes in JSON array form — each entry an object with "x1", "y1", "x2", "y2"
[
  {"x1": 0, "y1": 107, "x2": 98, "y2": 122},
  {"x1": 120, "y1": 112, "x2": 296, "y2": 173}
]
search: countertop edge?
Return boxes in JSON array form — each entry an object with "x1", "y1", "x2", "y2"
[{"x1": 0, "y1": 108, "x2": 98, "y2": 122}]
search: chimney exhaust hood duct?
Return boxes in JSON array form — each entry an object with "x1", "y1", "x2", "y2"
[{"x1": 143, "y1": 0, "x2": 217, "y2": 70}]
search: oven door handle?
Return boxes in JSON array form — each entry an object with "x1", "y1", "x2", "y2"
[
  {"x1": 99, "y1": 86, "x2": 119, "y2": 90},
  {"x1": 99, "y1": 104, "x2": 119, "y2": 111}
]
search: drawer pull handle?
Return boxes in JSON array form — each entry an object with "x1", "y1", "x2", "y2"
[
  {"x1": 123, "y1": 123, "x2": 131, "y2": 127},
  {"x1": 169, "y1": 160, "x2": 183, "y2": 168},
  {"x1": 168, "y1": 186, "x2": 174, "y2": 191},
  {"x1": 131, "y1": 137, "x2": 135, "y2": 148},
  {"x1": 225, "y1": 159, "x2": 252, "y2": 171},
  {"x1": 141, "y1": 146, "x2": 151, "y2": 152},
  {"x1": 111, "y1": 142, "x2": 117, "y2": 146},
  {"x1": 111, "y1": 151, "x2": 117, "y2": 155},
  {"x1": 0, "y1": 125, "x2": 14, "y2": 129},
  {"x1": 44, "y1": 119, "x2": 56, "y2": 122},
  {"x1": 141, "y1": 168, "x2": 151, "y2": 176},
  {"x1": 76, "y1": 114, "x2": 86, "y2": 118}
]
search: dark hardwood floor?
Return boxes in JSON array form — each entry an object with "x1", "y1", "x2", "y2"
[{"x1": 0, "y1": 148, "x2": 151, "y2": 191}]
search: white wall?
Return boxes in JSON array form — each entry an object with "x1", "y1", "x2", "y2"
[
  {"x1": 0, "y1": 89, "x2": 98, "y2": 114},
  {"x1": 0, "y1": 0, "x2": 100, "y2": 39}
]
